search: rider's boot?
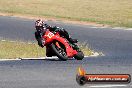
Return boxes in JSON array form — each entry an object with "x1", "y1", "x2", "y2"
[
  {"x1": 69, "y1": 38, "x2": 78, "y2": 43},
  {"x1": 72, "y1": 43, "x2": 80, "y2": 51},
  {"x1": 46, "y1": 46, "x2": 53, "y2": 57},
  {"x1": 68, "y1": 38, "x2": 80, "y2": 51}
]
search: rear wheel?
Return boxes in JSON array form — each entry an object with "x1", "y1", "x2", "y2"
[
  {"x1": 51, "y1": 42, "x2": 68, "y2": 61},
  {"x1": 74, "y1": 51, "x2": 84, "y2": 60}
]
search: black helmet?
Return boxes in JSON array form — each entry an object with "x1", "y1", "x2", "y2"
[
  {"x1": 35, "y1": 19, "x2": 45, "y2": 30},
  {"x1": 35, "y1": 19, "x2": 44, "y2": 27}
]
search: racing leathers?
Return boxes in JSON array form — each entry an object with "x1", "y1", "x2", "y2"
[{"x1": 35, "y1": 23, "x2": 78, "y2": 47}]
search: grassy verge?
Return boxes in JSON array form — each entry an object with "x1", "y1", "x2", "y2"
[
  {"x1": 0, "y1": 0, "x2": 132, "y2": 27},
  {"x1": 0, "y1": 41, "x2": 46, "y2": 59},
  {"x1": 0, "y1": 40, "x2": 93, "y2": 59}
]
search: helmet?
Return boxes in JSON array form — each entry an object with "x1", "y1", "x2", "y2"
[{"x1": 35, "y1": 19, "x2": 44, "y2": 27}]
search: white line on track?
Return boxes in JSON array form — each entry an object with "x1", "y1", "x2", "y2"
[
  {"x1": 90, "y1": 27, "x2": 99, "y2": 29},
  {"x1": 20, "y1": 56, "x2": 91, "y2": 60},
  {"x1": 19, "y1": 56, "x2": 57, "y2": 60},
  {"x1": 90, "y1": 26, "x2": 109, "y2": 29},
  {"x1": 20, "y1": 54, "x2": 100, "y2": 60},
  {"x1": 112, "y1": 27, "x2": 124, "y2": 30},
  {"x1": 9, "y1": 41, "x2": 16, "y2": 42},
  {"x1": 1, "y1": 40, "x2": 6, "y2": 41},
  {"x1": 89, "y1": 85, "x2": 128, "y2": 88},
  {"x1": 89, "y1": 26, "x2": 132, "y2": 31},
  {"x1": 125, "y1": 28, "x2": 132, "y2": 30},
  {"x1": 0, "y1": 58, "x2": 21, "y2": 61},
  {"x1": 0, "y1": 54, "x2": 99, "y2": 61}
]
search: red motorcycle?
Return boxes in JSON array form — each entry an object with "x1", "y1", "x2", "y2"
[{"x1": 42, "y1": 29, "x2": 84, "y2": 61}]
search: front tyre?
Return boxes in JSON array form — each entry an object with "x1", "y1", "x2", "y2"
[
  {"x1": 74, "y1": 51, "x2": 84, "y2": 60},
  {"x1": 51, "y1": 43, "x2": 68, "y2": 61}
]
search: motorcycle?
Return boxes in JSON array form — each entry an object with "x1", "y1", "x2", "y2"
[{"x1": 42, "y1": 29, "x2": 84, "y2": 61}]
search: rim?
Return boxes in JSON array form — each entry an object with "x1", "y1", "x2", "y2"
[{"x1": 55, "y1": 43, "x2": 67, "y2": 57}]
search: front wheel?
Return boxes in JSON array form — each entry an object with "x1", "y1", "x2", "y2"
[
  {"x1": 51, "y1": 43, "x2": 68, "y2": 61},
  {"x1": 74, "y1": 51, "x2": 84, "y2": 60}
]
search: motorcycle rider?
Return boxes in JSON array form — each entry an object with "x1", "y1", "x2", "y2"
[
  {"x1": 35, "y1": 19, "x2": 78, "y2": 47},
  {"x1": 34, "y1": 19, "x2": 79, "y2": 56}
]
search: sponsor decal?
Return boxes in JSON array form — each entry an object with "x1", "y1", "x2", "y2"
[{"x1": 76, "y1": 67, "x2": 131, "y2": 86}]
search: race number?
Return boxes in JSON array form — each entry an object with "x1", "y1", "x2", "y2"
[{"x1": 47, "y1": 32, "x2": 54, "y2": 38}]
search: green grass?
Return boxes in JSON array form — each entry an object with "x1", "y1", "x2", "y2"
[
  {"x1": 0, "y1": 40, "x2": 93, "y2": 59},
  {"x1": 0, "y1": 41, "x2": 46, "y2": 59},
  {"x1": 0, "y1": 0, "x2": 132, "y2": 27}
]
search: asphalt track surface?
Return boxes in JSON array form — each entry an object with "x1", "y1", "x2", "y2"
[{"x1": 0, "y1": 16, "x2": 132, "y2": 88}]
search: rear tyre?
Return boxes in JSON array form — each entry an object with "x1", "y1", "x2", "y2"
[
  {"x1": 74, "y1": 51, "x2": 84, "y2": 60},
  {"x1": 51, "y1": 43, "x2": 68, "y2": 61}
]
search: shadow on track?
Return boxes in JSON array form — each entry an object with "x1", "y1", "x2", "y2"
[{"x1": 20, "y1": 58, "x2": 76, "y2": 61}]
